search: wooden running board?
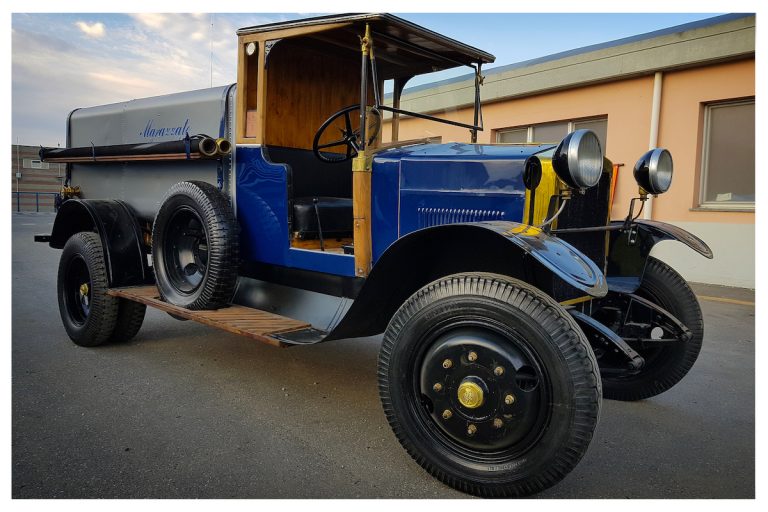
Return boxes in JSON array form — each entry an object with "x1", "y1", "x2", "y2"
[{"x1": 108, "y1": 286, "x2": 312, "y2": 348}]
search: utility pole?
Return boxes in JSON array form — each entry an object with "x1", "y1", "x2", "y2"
[
  {"x1": 58, "y1": 142, "x2": 63, "y2": 184},
  {"x1": 16, "y1": 137, "x2": 20, "y2": 195},
  {"x1": 210, "y1": 14, "x2": 214, "y2": 88}
]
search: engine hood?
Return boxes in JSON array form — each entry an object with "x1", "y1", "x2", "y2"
[{"x1": 370, "y1": 142, "x2": 558, "y2": 249}]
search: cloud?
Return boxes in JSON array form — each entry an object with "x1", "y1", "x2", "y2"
[
  {"x1": 75, "y1": 21, "x2": 105, "y2": 38},
  {"x1": 132, "y1": 13, "x2": 166, "y2": 29},
  {"x1": 11, "y1": 13, "x2": 299, "y2": 145}
]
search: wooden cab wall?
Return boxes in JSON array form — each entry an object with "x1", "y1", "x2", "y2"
[{"x1": 235, "y1": 22, "x2": 365, "y2": 146}]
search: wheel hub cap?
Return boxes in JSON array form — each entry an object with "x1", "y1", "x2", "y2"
[{"x1": 457, "y1": 379, "x2": 485, "y2": 409}]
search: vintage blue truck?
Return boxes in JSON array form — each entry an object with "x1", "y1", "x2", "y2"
[{"x1": 37, "y1": 13, "x2": 712, "y2": 497}]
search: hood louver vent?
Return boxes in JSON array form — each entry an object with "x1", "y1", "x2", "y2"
[{"x1": 417, "y1": 207, "x2": 505, "y2": 228}]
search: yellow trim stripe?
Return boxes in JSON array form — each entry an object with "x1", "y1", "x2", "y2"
[
  {"x1": 696, "y1": 295, "x2": 754, "y2": 306},
  {"x1": 559, "y1": 295, "x2": 592, "y2": 306}
]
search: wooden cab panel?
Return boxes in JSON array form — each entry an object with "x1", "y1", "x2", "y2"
[{"x1": 263, "y1": 37, "x2": 367, "y2": 151}]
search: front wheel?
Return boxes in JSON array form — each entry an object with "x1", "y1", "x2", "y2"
[
  {"x1": 378, "y1": 273, "x2": 601, "y2": 497},
  {"x1": 602, "y1": 257, "x2": 704, "y2": 401}
]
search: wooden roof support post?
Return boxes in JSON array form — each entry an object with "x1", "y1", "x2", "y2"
[{"x1": 353, "y1": 24, "x2": 373, "y2": 277}]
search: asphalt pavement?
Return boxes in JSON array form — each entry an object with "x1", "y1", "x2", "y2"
[{"x1": 11, "y1": 212, "x2": 755, "y2": 498}]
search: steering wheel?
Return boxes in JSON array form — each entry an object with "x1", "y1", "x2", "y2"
[{"x1": 312, "y1": 105, "x2": 381, "y2": 163}]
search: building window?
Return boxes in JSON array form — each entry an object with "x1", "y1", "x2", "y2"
[
  {"x1": 22, "y1": 158, "x2": 49, "y2": 170},
  {"x1": 496, "y1": 117, "x2": 608, "y2": 151},
  {"x1": 699, "y1": 99, "x2": 754, "y2": 210},
  {"x1": 496, "y1": 127, "x2": 527, "y2": 144}
]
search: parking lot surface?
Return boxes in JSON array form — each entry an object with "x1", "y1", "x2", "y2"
[{"x1": 12, "y1": 213, "x2": 755, "y2": 498}]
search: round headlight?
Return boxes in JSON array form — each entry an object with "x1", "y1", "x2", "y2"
[
  {"x1": 633, "y1": 148, "x2": 673, "y2": 194},
  {"x1": 551, "y1": 129, "x2": 604, "y2": 190}
]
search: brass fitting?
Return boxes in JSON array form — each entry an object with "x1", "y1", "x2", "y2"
[
  {"x1": 467, "y1": 351, "x2": 478, "y2": 362},
  {"x1": 60, "y1": 185, "x2": 81, "y2": 200},
  {"x1": 360, "y1": 24, "x2": 371, "y2": 56},
  {"x1": 215, "y1": 137, "x2": 232, "y2": 156},
  {"x1": 457, "y1": 380, "x2": 484, "y2": 409},
  {"x1": 442, "y1": 359, "x2": 453, "y2": 369},
  {"x1": 494, "y1": 366, "x2": 505, "y2": 377},
  {"x1": 432, "y1": 382, "x2": 443, "y2": 392},
  {"x1": 504, "y1": 394, "x2": 516, "y2": 405},
  {"x1": 467, "y1": 424, "x2": 477, "y2": 436},
  {"x1": 442, "y1": 409, "x2": 453, "y2": 420},
  {"x1": 493, "y1": 418, "x2": 504, "y2": 429}
]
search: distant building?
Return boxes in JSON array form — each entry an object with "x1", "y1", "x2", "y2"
[
  {"x1": 387, "y1": 14, "x2": 755, "y2": 288},
  {"x1": 11, "y1": 144, "x2": 64, "y2": 212}
]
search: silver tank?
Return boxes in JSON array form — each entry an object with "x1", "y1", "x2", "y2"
[{"x1": 68, "y1": 85, "x2": 236, "y2": 219}]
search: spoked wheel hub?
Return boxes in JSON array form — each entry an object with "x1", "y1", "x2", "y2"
[{"x1": 419, "y1": 326, "x2": 549, "y2": 453}]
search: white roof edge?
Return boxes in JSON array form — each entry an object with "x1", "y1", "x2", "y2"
[{"x1": 398, "y1": 13, "x2": 755, "y2": 113}]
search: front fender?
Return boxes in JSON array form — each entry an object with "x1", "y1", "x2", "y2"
[
  {"x1": 476, "y1": 221, "x2": 607, "y2": 297},
  {"x1": 626, "y1": 219, "x2": 713, "y2": 259},
  {"x1": 325, "y1": 221, "x2": 606, "y2": 341},
  {"x1": 606, "y1": 219, "x2": 712, "y2": 293}
]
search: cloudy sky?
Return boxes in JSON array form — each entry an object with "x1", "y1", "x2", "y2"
[{"x1": 12, "y1": 11, "x2": 721, "y2": 146}]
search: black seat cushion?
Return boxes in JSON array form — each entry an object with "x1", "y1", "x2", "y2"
[{"x1": 293, "y1": 197, "x2": 352, "y2": 239}]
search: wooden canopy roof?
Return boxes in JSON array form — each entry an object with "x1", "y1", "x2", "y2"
[{"x1": 237, "y1": 13, "x2": 496, "y2": 79}]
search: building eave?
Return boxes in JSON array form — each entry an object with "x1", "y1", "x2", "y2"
[{"x1": 398, "y1": 13, "x2": 755, "y2": 115}]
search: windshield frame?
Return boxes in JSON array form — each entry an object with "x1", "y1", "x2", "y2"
[{"x1": 368, "y1": 37, "x2": 485, "y2": 144}]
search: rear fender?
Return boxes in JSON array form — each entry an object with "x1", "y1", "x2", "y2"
[
  {"x1": 50, "y1": 199, "x2": 149, "y2": 287},
  {"x1": 326, "y1": 221, "x2": 606, "y2": 340}
]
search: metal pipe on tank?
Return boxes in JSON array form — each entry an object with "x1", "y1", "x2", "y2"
[
  {"x1": 39, "y1": 137, "x2": 222, "y2": 162},
  {"x1": 215, "y1": 138, "x2": 232, "y2": 156},
  {"x1": 199, "y1": 137, "x2": 218, "y2": 157}
]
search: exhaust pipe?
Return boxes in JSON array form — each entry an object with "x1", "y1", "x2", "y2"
[
  {"x1": 199, "y1": 137, "x2": 218, "y2": 158},
  {"x1": 215, "y1": 137, "x2": 232, "y2": 157}
]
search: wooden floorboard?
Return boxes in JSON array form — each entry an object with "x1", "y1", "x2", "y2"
[{"x1": 107, "y1": 286, "x2": 311, "y2": 347}]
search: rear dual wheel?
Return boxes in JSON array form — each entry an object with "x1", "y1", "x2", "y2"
[
  {"x1": 57, "y1": 232, "x2": 145, "y2": 346},
  {"x1": 378, "y1": 273, "x2": 601, "y2": 497}
]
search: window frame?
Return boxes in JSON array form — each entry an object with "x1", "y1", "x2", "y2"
[
  {"x1": 697, "y1": 98, "x2": 755, "y2": 211},
  {"x1": 22, "y1": 158, "x2": 49, "y2": 170},
  {"x1": 495, "y1": 116, "x2": 608, "y2": 149}
]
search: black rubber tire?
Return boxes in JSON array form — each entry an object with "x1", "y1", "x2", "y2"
[
  {"x1": 378, "y1": 273, "x2": 601, "y2": 498},
  {"x1": 57, "y1": 232, "x2": 119, "y2": 347},
  {"x1": 110, "y1": 301, "x2": 147, "y2": 342},
  {"x1": 603, "y1": 257, "x2": 704, "y2": 401},
  {"x1": 152, "y1": 181, "x2": 239, "y2": 310}
]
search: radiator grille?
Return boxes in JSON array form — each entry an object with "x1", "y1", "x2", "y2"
[
  {"x1": 553, "y1": 169, "x2": 613, "y2": 301},
  {"x1": 557, "y1": 169, "x2": 612, "y2": 268},
  {"x1": 417, "y1": 207, "x2": 505, "y2": 228}
]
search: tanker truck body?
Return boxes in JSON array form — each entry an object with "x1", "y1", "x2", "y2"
[{"x1": 63, "y1": 85, "x2": 236, "y2": 219}]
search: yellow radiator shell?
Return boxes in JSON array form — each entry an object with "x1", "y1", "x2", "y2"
[{"x1": 523, "y1": 158, "x2": 562, "y2": 226}]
